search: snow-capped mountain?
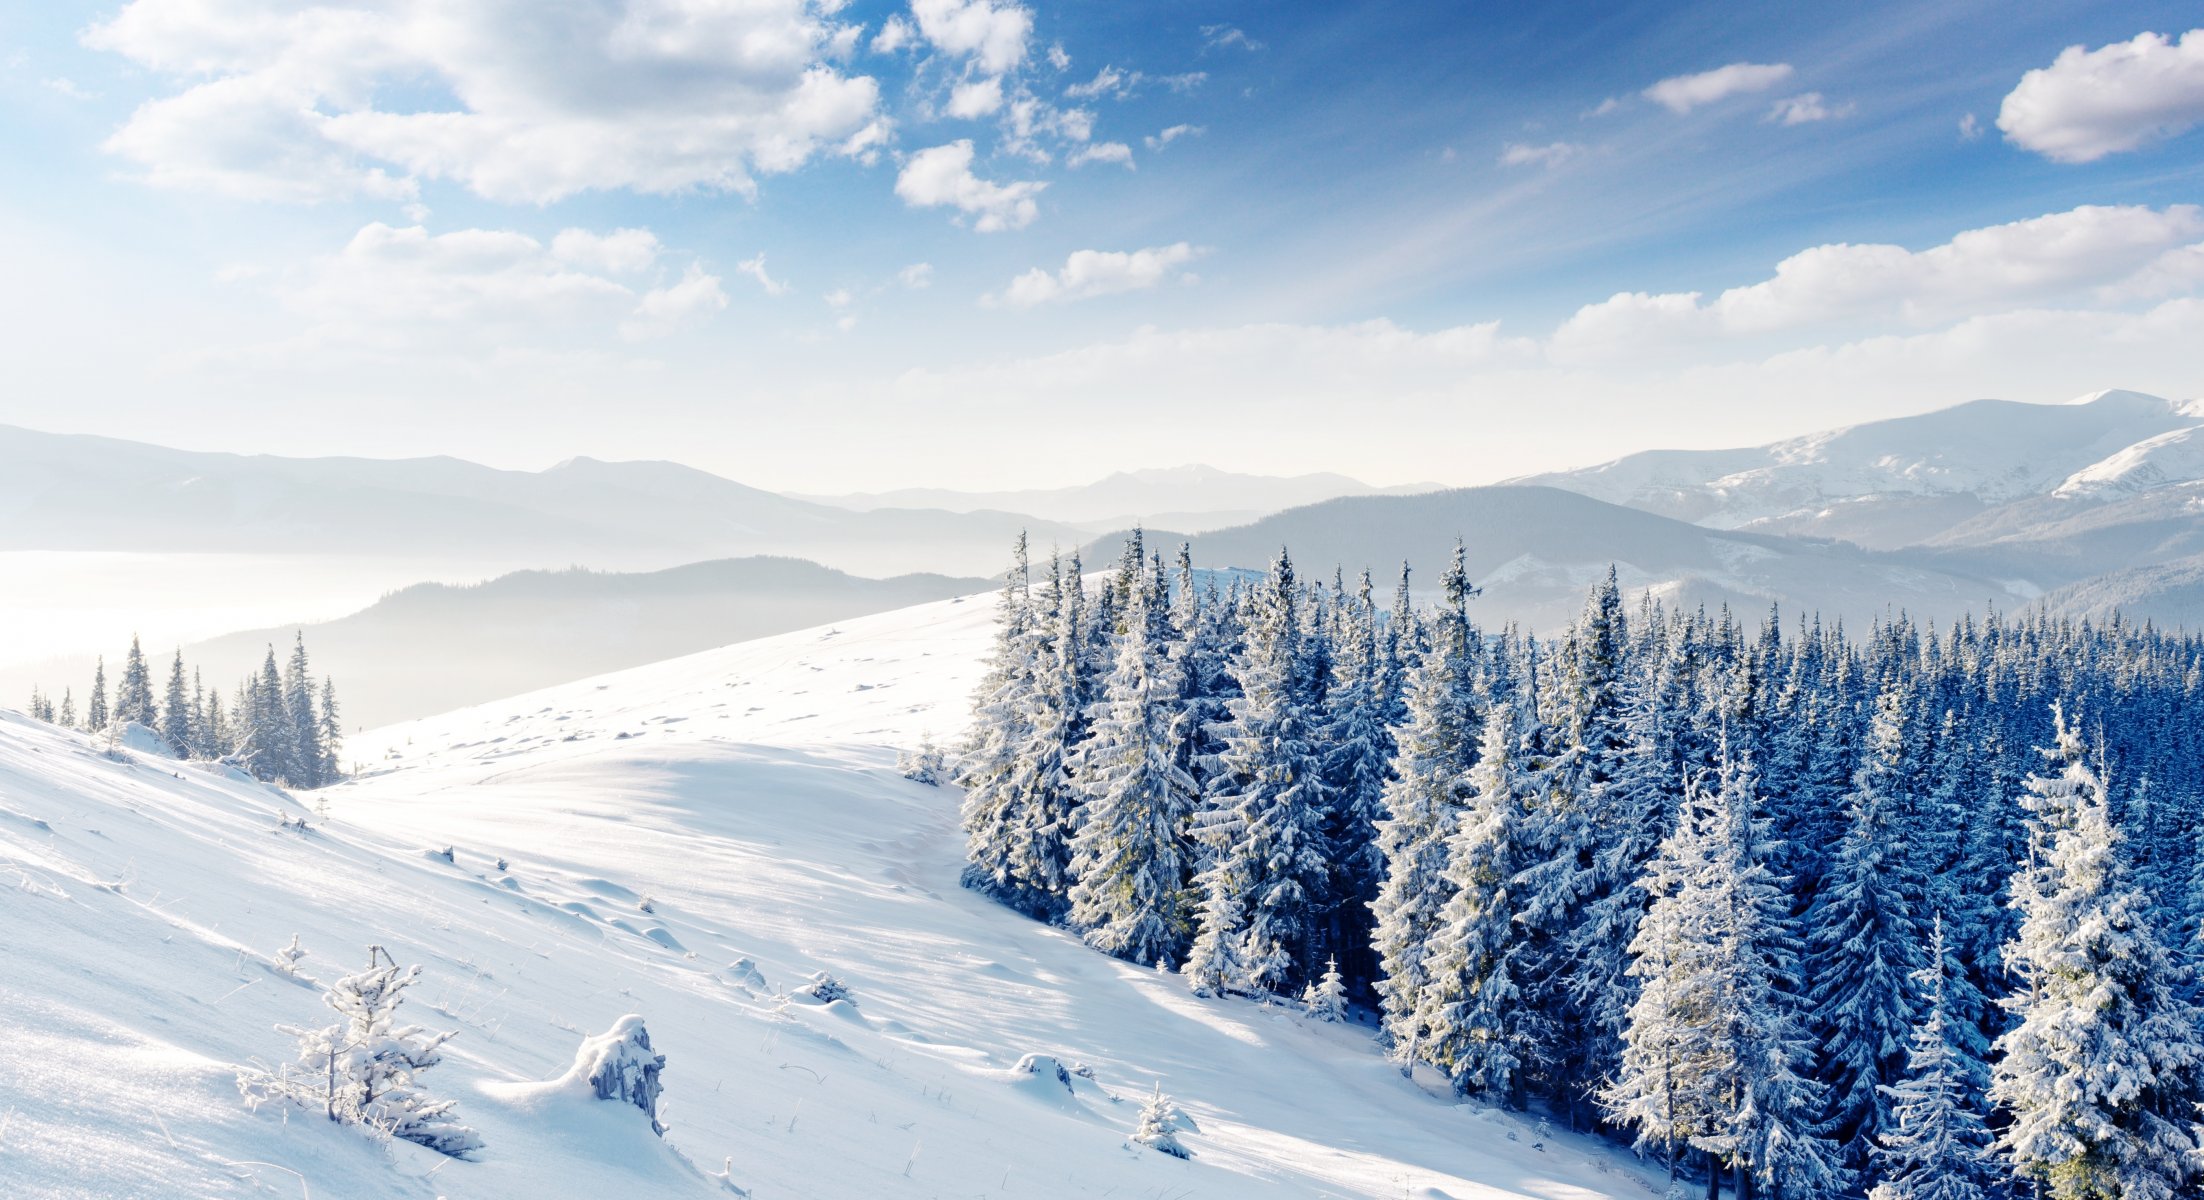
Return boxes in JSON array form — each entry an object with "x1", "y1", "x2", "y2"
[
  {"x1": 1093, "y1": 485, "x2": 2026, "y2": 630},
  {"x1": 0, "y1": 594, "x2": 1659, "y2": 1199},
  {"x1": 800, "y1": 464, "x2": 1443, "y2": 532},
  {"x1": 1514, "y1": 389, "x2": 2204, "y2": 549}
]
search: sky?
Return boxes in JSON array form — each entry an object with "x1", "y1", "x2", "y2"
[{"x1": 1, "y1": 0, "x2": 2202, "y2": 492}]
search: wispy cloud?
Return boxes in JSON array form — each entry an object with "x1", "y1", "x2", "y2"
[
  {"x1": 1498, "y1": 141, "x2": 1582, "y2": 168},
  {"x1": 1644, "y1": 62, "x2": 1795, "y2": 113}
]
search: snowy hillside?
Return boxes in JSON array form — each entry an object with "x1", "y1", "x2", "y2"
[
  {"x1": 1516, "y1": 389, "x2": 2204, "y2": 547},
  {"x1": 0, "y1": 594, "x2": 1661, "y2": 1199}
]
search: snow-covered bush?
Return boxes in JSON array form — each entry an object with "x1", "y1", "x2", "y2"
[
  {"x1": 795, "y1": 971, "x2": 852, "y2": 1004},
  {"x1": 1132, "y1": 1084, "x2": 1191, "y2": 1159},
  {"x1": 896, "y1": 736, "x2": 947, "y2": 786},
  {"x1": 272, "y1": 934, "x2": 309, "y2": 978},
  {"x1": 568, "y1": 1015, "x2": 668, "y2": 1136},
  {"x1": 238, "y1": 945, "x2": 482, "y2": 1159}
]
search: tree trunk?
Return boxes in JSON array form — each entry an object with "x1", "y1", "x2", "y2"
[{"x1": 1705, "y1": 1149, "x2": 1721, "y2": 1200}]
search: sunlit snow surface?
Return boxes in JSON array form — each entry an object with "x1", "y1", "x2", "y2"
[{"x1": 2, "y1": 592, "x2": 1659, "y2": 1198}]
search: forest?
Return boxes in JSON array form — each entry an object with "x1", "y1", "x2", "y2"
[
  {"x1": 959, "y1": 530, "x2": 2204, "y2": 1200},
  {"x1": 25, "y1": 633, "x2": 344, "y2": 789}
]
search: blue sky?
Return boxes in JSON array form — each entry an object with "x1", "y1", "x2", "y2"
[{"x1": 1, "y1": 0, "x2": 2201, "y2": 491}]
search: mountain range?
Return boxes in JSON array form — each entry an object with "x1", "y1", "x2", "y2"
[{"x1": 799, "y1": 465, "x2": 1442, "y2": 532}]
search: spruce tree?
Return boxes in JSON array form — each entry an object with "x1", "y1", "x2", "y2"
[
  {"x1": 1067, "y1": 560, "x2": 1198, "y2": 967},
  {"x1": 1188, "y1": 549, "x2": 1332, "y2": 996},
  {"x1": 1806, "y1": 680, "x2": 1929, "y2": 1180},
  {"x1": 116, "y1": 636, "x2": 156, "y2": 728},
  {"x1": 162, "y1": 650, "x2": 194, "y2": 757},
  {"x1": 1410, "y1": 693, "x2": 1541, "y2": 1103},
  {"x1": 87, "y1": 656, "x2": 109, "y2": 732},
  {"x1": 1867, "y1": 916, "x2": 1991, "y2": 1200},
  {"x1": 1370, "y1": 544, "x2": 1480, "y2": 1060},
  {"x1": 1989, "y1": 706, "x2": 2204, "y2": 1200},
  {"x1": 960, "y1": 535, "x2": 1043, "y2": 906}
]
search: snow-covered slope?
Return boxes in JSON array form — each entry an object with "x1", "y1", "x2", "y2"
[
  {"x1": 1516, "y1": 389, "x2": 2204, "y2": 547},
  {"x1": 1, "y1": 594, "x2": 1659, "y2": 1199}
]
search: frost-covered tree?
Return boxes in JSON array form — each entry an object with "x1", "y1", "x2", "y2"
[
  {"x1": 1806, "y1": 679, "x2": 1929, "y2": 1180},
  {"x1": 1189, "y1": 549, "x2": 1333, "y2": 995},
  {"x1": 1989, "y1": 706, "x2": 2204, "y2": 1200},
  {"x1": 1133, "y1": 1083, "x2": 1192, "y2": 1158},
  {"x1": 240, "y1": 945, "x2": 482, "y2": 1158},
  {"x1": 1867, "y1": 916, "x2": 1991, "y2": 1200},
  {"x1": 116, "y1": 636, "x2": 156, "y2": 729},
  {"x1": 1410, "y1": 693, "x2": 1543, "y2": 1103},
  {"x1": 1068, "y1": 561, "x2": 1198, "y2": 967},
  {"x1": 959, "y1": 535, "x2": 1045, "y2": 907},
  {"x1": 1371, "y1": 544, "x2": 1480, "y2": 1058},
  {"x1": 1303, "y1": 956, "x2": 1349, "y2": 1022},
  {"x1": 1320, "y1": 569, "x2": 1396, "y2": 987},
  {"x1": 87, "y1": 655, "x2": 109, "y2": 732},
  {"x1": 161, "y1": 650, "x2": 194, "y2": 757}
]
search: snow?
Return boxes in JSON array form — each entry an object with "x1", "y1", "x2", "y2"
[{"x1": 0, "y1": 592, "x2": 1662, "y2": 1199}]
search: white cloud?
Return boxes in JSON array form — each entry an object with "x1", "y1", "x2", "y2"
[
  {"x1": 1200, "y1": 25, "x2": 1264, "y2": 53},
  {"x1": 989, "y1": 243, "x2": 1203, "y2": 306},
  {"x1": 946, "y1": 77, "x2": 1004, "y2": 118},
  {"x1": 624, "y1": 263, "x2": 729, "y2": 341},
  {"x1": 910, "y1": 0, "x2": 1032, "y2": 75},
  {"x1": 1046, "y1": 43, "x2": 1070, "y2": 71},
  {"x1": 1998, "y1": 29, "x2": 2204, "y2": 162},
  {"x1": 1069, "y1": 142, "x2": 1132, "y2": 168},
  {"x1": 551, "y1": 229, "x2": 662, "y2": 276},
  {"x1": 1767, "y1": 92, "x2": 1852, "y2": 125},
  {"x1": 268, "y1": 223, "x2": 724, "y2": 353},
  {"x1": 85, "y1": 0, "x2": 883, "y2": 204},
  {"x1": 898, "y1": 262, "x2": 934, "y2": 288},
  {"x1": 1587, "y1": 96, "x2": 1628, "y2": 118},
  {"x1": 1498, "y1": 141, "x2": 1582, "y2": 168},
  {"x1": 871, "y1": 15, "x2": 914, "y2": 54},
  {"x1": 894, "y1": 140, "x2": 1044, "y2": 230},
  {"x1": 1643, "y1": 62, "x2": 1795, "y2": 114},
  {"x1": 1065, "y1": 65, "x2": 1205, "y2": 100},
  {"x1": 42, "y1": 77, "x2": 100, "y2": 100},
  {"x1": 735, "y1": 253, "x2": 791, "y2": 297},
  {"x1": 1959, "y1": 113, "x2": 1982, "y2": 141},
  {"x1": 1145, "y1": 123, "x2": 1203, "y2": 151},
  {"x1": 1549, "y1": 204, "x2": 2204, "y2": 357}
]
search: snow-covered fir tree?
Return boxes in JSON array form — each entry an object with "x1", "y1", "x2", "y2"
[
  {"x1": 1805, "y1": 678, "x2": 1930, "y2": 1181},
  {"x1": 1303, "y1": 956, "x2": 1349, "y2": 1022},
  {"x1": 1866, "y1": 916, "x2": 1991, "y2": 1200},
  {"x1": 1132, "y1": 1083, "x2": 1192, "y2": 1158},
  {"x1": 1409, "y1": 686, "x2": 1544, "y2": 1104},
  {"x1": 1067, "y1": 557, "x2": 1199, "y2": 967},
  {"x1": 240, "y1": 945, "x2": 482, "y2": 1158},
  {"x1": 1989, "y1": 706, "x2": 2204, "y2": 1200},
  {"x1": 1188, "y1": 549, "x2": 1334, "y2": 996},
  {"x1": 1370, "y1": 543, "x2": 1480, "y2": 1060}
]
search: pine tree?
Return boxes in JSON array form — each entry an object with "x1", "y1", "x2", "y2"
[
  {"x1": 1188, "y1": 549, "x2": 1333, "y2": 996},
  {"x1": 1067, "y1": 560, "x2": 1198, "y2": 967},
  {"x1": 1989, "y1": 705, "x2": 2204, "y2": 1200},
  {"x1": 1410, "y1": 694, "x2": 1542, "y2": 1103},
  {"x1": 87, "y1": 656, "x2": 109, "y2": 732},
  {"x1": 57, "y1": 687, "x2": 75, "y2": 729},
  {"x1": 116, "y1": 636, "x2": 156, "y2": 728},
  {"x1": 960, "y1": 535, "x2": 1043, "y2": 906},
  {"x1": 239, "y1": 945, "x2": 482, "y2": 1158},
  {"x1": 1806, "y1": 680, "x2": 1929, "y2": 1180},
  {"x1": 318, "y1": 677, "x2": 343, "y2": 781},
  {"x1": 1303, "y1": 956, "x2": 1349, "y2": 1022},
  {"x1": 1371, "y1": 544, "x2": 1480, "y2": 1059},
  {"x1": 1321, "y1": 568, "x2": 1396, "y2": 989},
  {"x1": 1866, "y1": 916, "x2": 1991, "y2": 1200},
  {"x1": 1132, "y1": 1083, "x2": 1191, "y2": 1158},
  {"x1": 161, "y1": 650, "x2": 194, "y2": 757},
  {"x1": 286, "y1": 634, "x2": 325, "y2": 787}
]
